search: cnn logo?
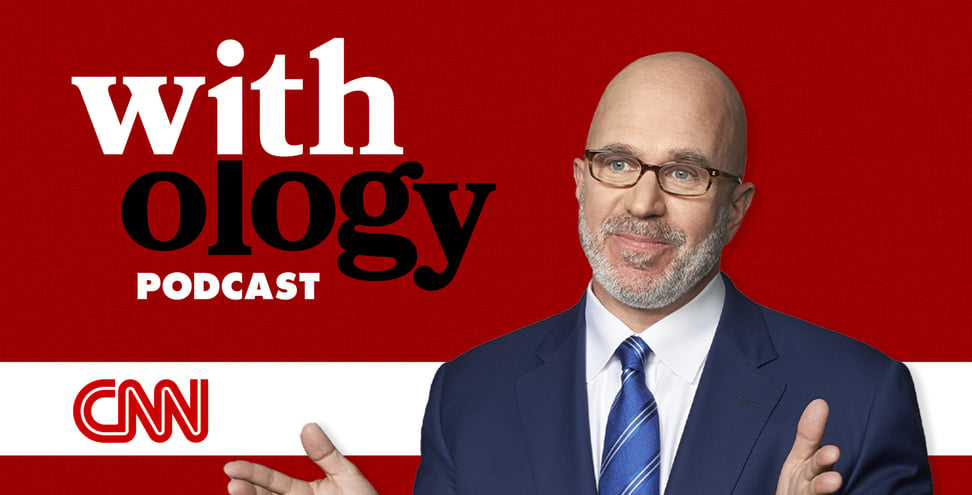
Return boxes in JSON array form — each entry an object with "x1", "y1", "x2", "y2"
[{"x1": 73, "y1": 379, "x2": 208, "y2": 443}]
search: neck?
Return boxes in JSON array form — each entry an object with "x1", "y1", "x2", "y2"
[{"x1": 591, "y1": 268, "x2": 720, "y2": 332}]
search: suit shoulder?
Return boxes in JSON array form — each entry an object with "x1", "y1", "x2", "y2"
[
  {"x1": 444, "y1": 303, "x2": 579, "y2": 373},
  {"x1": 759, "y1": 305, "x2": 900, "y2": 379}
]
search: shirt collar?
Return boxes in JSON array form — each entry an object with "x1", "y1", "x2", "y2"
[{"x1": 585, "y1": 274, "x2": 725, "y2": 384}]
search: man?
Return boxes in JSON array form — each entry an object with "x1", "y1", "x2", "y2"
[{"x1": 225, "y1": 53, "x2": 932, "y2": 494}]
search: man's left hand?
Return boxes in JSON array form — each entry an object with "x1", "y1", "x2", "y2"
[{"x1": 776, "y1": 399, "x2": 843, "y2": 495}]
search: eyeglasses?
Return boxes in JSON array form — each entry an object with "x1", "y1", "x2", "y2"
[{"x1": 585, "y1": 149, "x2": 743, "y2": 197}]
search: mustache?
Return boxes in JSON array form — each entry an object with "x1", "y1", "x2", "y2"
[{"x1": 600, "y1": 216, "x2": 686, "y2": 246}]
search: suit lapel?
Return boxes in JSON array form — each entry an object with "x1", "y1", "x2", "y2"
[
  {"x1": 515, "y1": 298, "x2": 598, "y2": 495},
  {"x1": 665, "y1": 276, "x2": 785, "y2": 494}
]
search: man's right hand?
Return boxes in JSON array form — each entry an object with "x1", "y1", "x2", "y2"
[{"x1": 225, "y1": 423, "x2": 378, "y2": 495}]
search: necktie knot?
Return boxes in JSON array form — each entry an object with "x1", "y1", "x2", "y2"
[{"x1": 617, "y1": 335, "x2": 650, "y2": 374}]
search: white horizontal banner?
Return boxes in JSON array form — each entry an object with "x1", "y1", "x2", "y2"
[
  {"x1": 0, "y1": 362, "x2": 439, "y2": 456},
  {"x1": 907, "y1": 362, "x2": 972, "y2": 456},
  {"x1": 0, "y1": 362, "x2": 964, "y2": 456}
]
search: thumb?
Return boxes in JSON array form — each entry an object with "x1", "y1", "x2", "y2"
[
  {"x1": 301, "y1": 422, "x2": 364, "y2": 480},
  {"x1": 787, "y1": 398, "x2": 829, "y2": 462}
]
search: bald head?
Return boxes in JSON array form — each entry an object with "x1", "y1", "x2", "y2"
[
  {"x1": 574, "y1": 53, "x2": 755, "y2": 324},
  {"x1": 588, "y1": 52, "x2": 747, "y2": 176}
]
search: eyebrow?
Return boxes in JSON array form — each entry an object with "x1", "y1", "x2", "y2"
[
  {"x1": 598, "y1": 143, "x2": 711, "y2": 166},
  {"x1": 671, "y1": 149, "x2": 710, "y2": 166},
  {"x1": 599, "y1": 142, "x2": 640, "y2": 155}
]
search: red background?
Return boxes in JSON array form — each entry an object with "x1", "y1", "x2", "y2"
[{"x1": 3, "y1": 1, "x2": 970, "y2": 492}]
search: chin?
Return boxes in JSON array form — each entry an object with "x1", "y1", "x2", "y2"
[{"x1": 599, "y1": 265, "x2": 672, "y2": 306}]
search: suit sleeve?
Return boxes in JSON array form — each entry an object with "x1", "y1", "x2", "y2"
[
  {"x1": 842, "y1": 361, "x2": 933, "y2": 494},
  {"x1": 413, "y1": 363, "x2": 457, "y2": 495}
]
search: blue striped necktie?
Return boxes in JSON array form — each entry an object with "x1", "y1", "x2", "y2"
[{"x1": 599, "y1": 335, "x2": 661, "y2": 495}]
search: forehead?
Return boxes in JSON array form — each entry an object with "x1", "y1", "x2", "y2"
[{"x1": 587, "y1": 70, "x2": 733, "y2": 166}]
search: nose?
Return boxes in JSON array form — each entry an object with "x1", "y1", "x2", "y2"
[{"x1": 624, "y1": 170, "x2": 667, "y2": 219}]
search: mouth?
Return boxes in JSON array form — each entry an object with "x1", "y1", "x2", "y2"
[
  {"x1": 595, "y1": 216, "x2": 685, "y2": 270},
  {"x1": 600, "y1": 215, "x2": 685, "y2": 246},
  {"x1": 607, "y1": 233, "x2": 675, "y2": 270},
  {"x1": 610, "y1": 231, "x2": 675, "y2": 253},
  {"x1": 612, "y1": 232, "x2": 672, "y2": 247}
]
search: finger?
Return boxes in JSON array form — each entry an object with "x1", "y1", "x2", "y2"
[
  {"x1": 227, "y1": 478, "x2": 277, "y2": 495},
  {"x1": 797, "y1": 444, "x2": 841, "y2": 485},
  {"x1": 811, "y1": 445, "x2": 840, "y2": 474},
  {"x1": 787, "y1": 399, "x2": 829, "y2": 462},
  {"x1": 224, "y1": 460, "x2": 296, "y2": 494},
  {"x1": 300, "y1": 422, "x2": 363, "y2": 480},
  {"x1": 809, "y1": 470, "x2": 843, "y2": 494}
]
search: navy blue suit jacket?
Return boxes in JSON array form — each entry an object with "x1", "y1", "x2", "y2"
[{"x1": 414, "y1": 276, "x2": 932, "y2": 494}]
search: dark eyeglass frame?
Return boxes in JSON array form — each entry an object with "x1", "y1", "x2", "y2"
[{"x1": 584, "y1": 149, "x2": 743, "y2": 197}]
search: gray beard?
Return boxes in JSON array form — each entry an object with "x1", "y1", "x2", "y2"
[{"x1": 578, "y1": 191, "x2": 729, "y2": 310}]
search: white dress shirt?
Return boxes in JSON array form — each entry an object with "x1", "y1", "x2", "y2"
[{"x1": 586, "y1": 275, "x2": 725, "y2": 493}]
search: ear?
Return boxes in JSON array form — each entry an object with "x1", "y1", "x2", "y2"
[
  {"x1": 724, "y1": 181, "x2": 755, "y2": 243},
  {"x1": 573, "y1": 157, "x2": 586, "y2": 202}
]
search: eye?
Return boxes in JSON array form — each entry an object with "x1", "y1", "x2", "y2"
[
  {"x1": 664, "y1": 163, "x2": 705, "y2": 182},
  {"x1": 608, "y1": 159, "x2": 631, "y2": 172},
  {"x1": 595, "y1": 152, "x2": 638, "y2": 174}
]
